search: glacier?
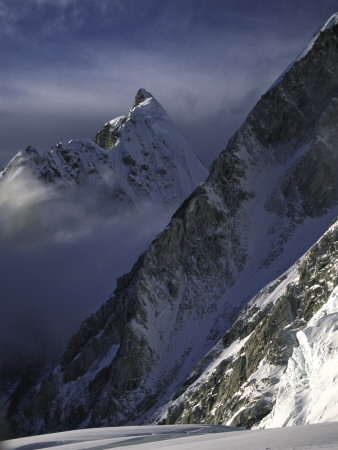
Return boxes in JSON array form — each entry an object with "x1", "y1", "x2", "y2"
[
  {"x1": 261, "y1": 285, "x2": 338, "y2": 427},
  {"x1": 160, "y1": 218, "x2": 337, "y2": 428}
]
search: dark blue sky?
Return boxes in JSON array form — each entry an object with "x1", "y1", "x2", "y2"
[{"x1": 1, "y1": 0, "x2": 338, "y2": 167}]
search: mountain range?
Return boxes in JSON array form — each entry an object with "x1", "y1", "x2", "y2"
[{"x1": 2, "y1": 13, "x2": 338, "y2": 440}]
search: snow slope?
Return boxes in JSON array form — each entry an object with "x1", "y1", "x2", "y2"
[{"x1": 3, "y1": 423, "x2": 338, "y2": 450}]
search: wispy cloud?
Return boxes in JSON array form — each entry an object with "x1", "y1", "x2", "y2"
[
  {"x1": 0, "y1": 0, "x2": 20, "y2": 36},
  {"x1": 0, "y1": 163, "x2": 177, "y2": 365}
]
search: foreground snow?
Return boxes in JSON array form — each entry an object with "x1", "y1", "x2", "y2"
[{"x1": 3, "y1": 423, "x2": 338, "y2": 449}]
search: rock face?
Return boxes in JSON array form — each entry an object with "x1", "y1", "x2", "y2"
[
  {"x1": 161, "y1": 218, "x2": 338, "y2": 428},
  {"x1": 5, "y1": 16, "x2": 338, "y2": 437}
]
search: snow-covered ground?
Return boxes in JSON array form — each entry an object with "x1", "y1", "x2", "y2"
[{"x1": 3, "y1": 423, "x2": 338, "y2": 449}]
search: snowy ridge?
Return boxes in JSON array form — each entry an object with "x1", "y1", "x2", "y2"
[
  {"x1": 0, "y1": 139, "x2": 115, "y2": 186},
  {"x1": 271, "y1": 12, "x2": 338, "y2": 88},
  {"x1": 0, "y1": 139, "x2": 136, "y2": 241},
  {"x1": 150, "y1": 264, "x2": 299, "y2": 424},
  {"x1": 296, "y1": 12, "x2": 338, "y2": 61}
]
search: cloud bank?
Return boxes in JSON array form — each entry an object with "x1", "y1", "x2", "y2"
[{"x1": 0, "y1": 168, "x2": 175, "y2": 370}]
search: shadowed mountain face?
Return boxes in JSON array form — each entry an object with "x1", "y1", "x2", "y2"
[{"x1": 4, "y1": 18, "x2": 338, "y2": 438}]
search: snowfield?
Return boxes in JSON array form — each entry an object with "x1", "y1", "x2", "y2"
[{"x1": 2, "y1": 423, "x2": 338, "y2": 449}]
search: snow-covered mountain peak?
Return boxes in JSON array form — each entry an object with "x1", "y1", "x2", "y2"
[
  {"x1": 96, "y1": 89, "x2": 177, "y2": 152},
  {"x1": 0, "y1": 88, "x2": 206, "y2": 225},
  {"x1": 129, "y1": 88, "x2": 172, "y2": 123},
  {"x1": 132, "y1": 88, "x2": 154, "y2": 109},
  {"x1": 95, "y1": 89, "x2": 207, "y2": 204},
  {"x1": 63, "y1": 138, "x2": 99, "y2": 149}
]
